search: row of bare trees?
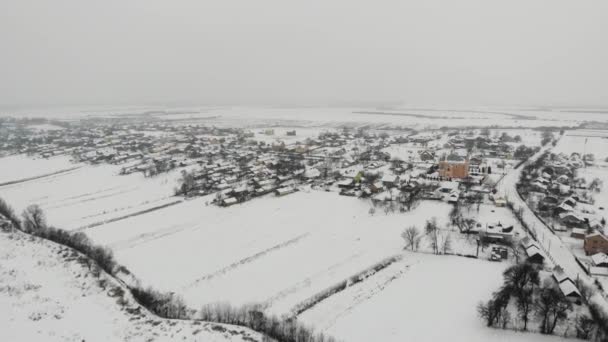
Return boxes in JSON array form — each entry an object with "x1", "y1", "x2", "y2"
[{"x1": 401, "y1": 218, "x2": 452, "y2": 255}]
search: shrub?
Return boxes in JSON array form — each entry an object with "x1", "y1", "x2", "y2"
[{"x1": 0, "y1": 197, "x2": 20, "y2": 229}]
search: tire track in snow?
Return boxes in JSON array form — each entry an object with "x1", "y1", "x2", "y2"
[
  {"x1": 75, "y1": 199, "x2": 183, "y2": 231},
  {"x1": 184, "y1": 233, "x2": 311, "y2": 289},
  {"x1": 44, "y1": 186, "x2": 140, "y2": 210},
  {"x1": 110, "y1": 220, "x2": 201, "y2": 251}
]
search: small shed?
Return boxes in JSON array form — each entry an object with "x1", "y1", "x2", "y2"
[
  {"x1": 558, "y1": 279, "x2": 582, "y2": 304},
  {"x1": 571, "y1": 228, "x2": 587, "y2": 239},
  {"x1": 525, "y1": 245, "x2": 545, "y2": 264},
  {"x1": 591, "y1": 253, "x2": 608, "y2": 267}
]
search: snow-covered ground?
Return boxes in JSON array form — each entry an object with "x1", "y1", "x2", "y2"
[
  {"x1": 84, "y1": 191, "x2": 453, "y2": 311},
  {"x1": 2, "y1": 124, "x2": 605, "y2": 341},
  {"x1": 300, "y1": 253, "x2": 572, "y2": 342},
  {"x1": 0, "y1": 229, "x2": 264, "y2": 342},
  {"x1": 1, "y1": 154, "x2": 527, "y2": 322},
  {"x1": 4, "y1": 105, "x2": 607, "y2": 129},
  {"x1": 0, "y1": 157, "x2": 183, "y2": 229},
  {"x1": 0, "y1": 155, "x2": 80, "y2": 186}
]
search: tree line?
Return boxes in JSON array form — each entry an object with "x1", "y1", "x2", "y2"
[{"x1": 478, "y1": 261, "x2": 608, "y2": 341}]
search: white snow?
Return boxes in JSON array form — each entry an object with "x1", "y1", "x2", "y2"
[{"x1": 0, "y1": 230, "x2": 264, "y2": 342}]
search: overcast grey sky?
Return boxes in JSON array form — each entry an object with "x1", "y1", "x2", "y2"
[{"x1": 1, "y1": 0, "x2": 607, "y2": 108}]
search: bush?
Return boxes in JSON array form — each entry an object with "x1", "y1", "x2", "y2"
[
  {"x1": 0, "y1": 197, "x2": 20, "y2": 229},
  {"x1": 199, "y1": 302, "x2": 336, "y2": 342},
  {"x1": 131, "y1": 286, "x2": 190, "y2": 319}
]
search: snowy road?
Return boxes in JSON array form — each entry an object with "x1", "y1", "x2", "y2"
[{"x1": 495, "y1": 138, "x2": 608, "y2": 314}]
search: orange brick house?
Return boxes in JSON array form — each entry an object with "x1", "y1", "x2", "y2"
[
  {"x1": 584, "y1": 232, "x2": 608, "y2": 255},
  {"x1": 438, "y1": 154, "x2": 469, "y2": 179}
]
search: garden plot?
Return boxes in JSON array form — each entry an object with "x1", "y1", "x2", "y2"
[
  {"x1": 84, "y1": 191, "x2": 454, "y2": 315},
  {"x1": 300, "y1": 253, "x2": 573, "y2": 342},
  {"x1": 0, "y1": 159, "x2": 184, "y2": 230}
]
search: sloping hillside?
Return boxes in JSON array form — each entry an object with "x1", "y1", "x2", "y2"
[{"x1": 0, "y1": 229, "x2": 264, "y2": 342}]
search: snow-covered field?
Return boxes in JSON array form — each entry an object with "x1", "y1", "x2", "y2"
[
  {"x1": 4, "y1": 105, "x2": 608, "y2": 129},
  {"x1": 300, "y1": 253, "x2": 570, "y2": 342},
  {"x1": 84, "y1": 191, "x2": 453, "y2": 312},
  {"x1": 0, "y1": 155, "x2": 80, "y2": 186},
  {"x1": 0, "y1": 229, "x2": 264, "y2": 342},
  {"x1": 2, "y1": 123, "x2": 601, "y2": 341},
  {"x1": 0, "y1": 156, "x2": 183, "y2": 229}
]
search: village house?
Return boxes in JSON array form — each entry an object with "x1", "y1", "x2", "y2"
[
  {"x1": 558, "y1": 278, "x2": 582, "y2": 304},
  {"x1": 521, "y1": 237, "x2": 545, "y2": 264},
  {"x1": 381, "y1": 174, "x2": 399, "y2": 188},
  {"x1": 591, "y1": 253, "x2": 608, "y2": 267},
  {"x1": 584, "y1": 232, "x2": 608, "y2": 255},
  {"x1": 438, "y1": 154, "x2": 469, "y2": 179}
]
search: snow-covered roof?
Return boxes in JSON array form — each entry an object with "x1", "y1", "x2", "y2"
[
  {"x1": 591, "y1": 253, "x2": 608, "y2": 266},
  {"x1": 558, "y1": 279, "x2": 580, "y2": 298},
  {"x1": 590, "y1": 267, "x2": 608, "y2": 276},
  {"x1": 304, "y1": 168, "x2": 321, "y2": 179},
  {"x1": 439, "y1": 181, "x2": 459, "y2": 191},
  {"x1": 571, "y1": 228, "x2": 587, "y2": 236},
  {"x1": 223, "y1": 197, "x2": 237, "y2": 205},
  {"x1": 552, "y1": 270, "x2": 570, "y2": 284},
  {"x1": 382, "y1": 174, "x2": 398, "y2": 183},
  {"x1": 525, "y1": 245, "x2": 543, "y2": 258}
]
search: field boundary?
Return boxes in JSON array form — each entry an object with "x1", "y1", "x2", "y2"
[
  {"x1": 76, "y1": 199, "x2": 183, "y2": 231},
  {"x1": 289, "y1": 254, "x2": 403, "y2": 318},
  {"x1": 185, "y1": 232, "x2": 311, "y2": 288},
  {"x1": 0, "y1": 166, "x2": 82, "y2": 187}
]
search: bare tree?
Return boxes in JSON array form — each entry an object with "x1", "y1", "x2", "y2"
[
  {"x1": 0, "y1": 196, "x2": 20, "y2": 229},
  {"x1": 440, "y1": 232, "x2": 452, "y2": 254},
  {"x1": 425, "y1": 217, "x2": 440, "y2": 254},
  {"x1": 575, "y1": 278, "x2": 596, "y2": 304},
  {"x1": 502, "y1": 263, "x2": 540, "y2": 331},
  {"x1": 22, "y1": 205, "x2": 46, "y2": 232},
  {"x1": 535, "y1": 284, "x2": 572, "y2": 334},
  {"x1": 517, "y1": 286, "x2": 535, "y2": 331},
  {"x1": 458, "y1": 218, "x2": 477, "y2": 234},
  {"x1": 402, "y1": 226, "x2": 421, "y2": 251}
]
